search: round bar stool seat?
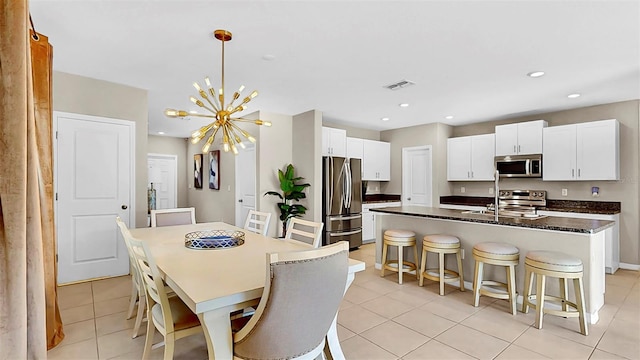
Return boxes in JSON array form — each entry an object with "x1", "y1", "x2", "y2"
[
  {"x1": 419, "y1": 235, "x2": 464, "y2": 295},
  {"x1": 472, "y1": 242, "x2": 520, "y2": 314},
  {"x1": 381, "y1": 230, "x2": 419, "y2": 284},
  {"x1": 522, "y1": 251, "x2": 588, "y2": 336}
]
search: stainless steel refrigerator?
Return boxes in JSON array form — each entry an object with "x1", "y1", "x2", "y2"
[{"x1": 322, "y1": 156, "x2": 363, "y2": 249}]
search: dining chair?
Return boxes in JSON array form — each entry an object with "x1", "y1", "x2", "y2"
[
  {"x1": 150, "y1": 207, "x2": 196, "y2": 227},
  {"x1": 233, "y1": 241, "x2": 349, "y2": 360},
  {"x1": 284, "y1": 218, "x2": 324, "y2": 248},
  {"x1": 115, "y1": 216, "x2": 147, "y2": 339},
  {"x1": 243, "y1": 210, "x2": 272, "y2": 236},
  {"x1": 124, "y1": 227, "x2": 205, "y2": 359}
]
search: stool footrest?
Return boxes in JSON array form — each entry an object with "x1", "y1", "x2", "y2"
[
  {"x1": 478, "y1": 280, "x2": 511, "y2": 300},
  {"x1": 524, "y1": 294, "x2": 581, "y2": 317},
  {"x1": 422, "y1": 268, "x2": 460, "y2": 283}
]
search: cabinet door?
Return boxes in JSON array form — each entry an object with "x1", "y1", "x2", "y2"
[
  {"x1": 577, "y1": 119, "x2": 619, "y2": 180},
  {"x1": 328, "y1": 128, "x2": 346, "y2": 157},
  {"x1": 447, "y1": 137, "x2": 471, "y2": 181},
  {"x1": 543, "y1": 125, "x2": 577, "y2": 180},
  {"x1": 517, "y1": 120, "x2": 546, "y2": 155},
  {"x1": 361, "y1": 210, "x2": 375, "y2": 241},
  {"x1": 470, "y1": 134, "x2": 495, "y2": 180},
  {"x1": 495, "y1": 123, "x2": 518, "y2": 156},
  {"x1": 321, "y1": 127, "x2": 331, "y2": 156},
  {"x1": 346, "y1": 137, "x2": 364, "y2": 159},
  {"x1": 376, "y1": 141, "x2": 391, "y2": 181}
]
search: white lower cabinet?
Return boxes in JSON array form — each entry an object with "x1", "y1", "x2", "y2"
[{"x1": 362, "y1": 202, "x2": 401, "y2": 243}]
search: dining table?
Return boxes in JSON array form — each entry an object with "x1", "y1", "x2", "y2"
[{"x1": 130, "y1": 221, "x2": 365, "y2": 360}]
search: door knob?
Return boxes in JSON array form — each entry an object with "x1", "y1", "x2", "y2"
[
  {"x1": 407, "y1": 197, "x2": 411, "y2": 201},
  {"x1": 121, "y1": 205, "x2": 128, "y2": 210},
  {"x1": 238, "y1": 199, "x2": 243, "y2": 203}
]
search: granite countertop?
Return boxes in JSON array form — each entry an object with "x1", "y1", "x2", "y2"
[
  {"x1": 440, "y1": 196, "x2": 621, "y2": 215},
  {"x1": 370, "y1": 205, "x2": 615, "y2": 234},
  {"x1": 363, "y1": 194, "x2": 401, "y2": 204}
]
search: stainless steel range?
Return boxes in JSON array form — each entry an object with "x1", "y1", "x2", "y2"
[{"x1": 486, "y1": 189, "x2": 547, "y2": 218}]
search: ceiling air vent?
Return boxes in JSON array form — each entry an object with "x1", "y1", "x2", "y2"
[{"x1": 383, "y1": 80, "x2": 415, "y2": 90}]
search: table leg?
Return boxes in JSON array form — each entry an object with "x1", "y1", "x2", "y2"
[
  {"x1": 198, "y1": 310, "x2": 232, "y2": 360},
  {"x1": 326, "y1": 272, "x2": 357, "y2": 360}
]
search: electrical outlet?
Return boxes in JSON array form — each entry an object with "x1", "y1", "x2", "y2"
[
  {"x1": 461, "y1": 187, "x2": 466, "y2": 193},
  {"x1": 488, "y1": 187, "x2": 494, "y2": 194},
  {"x1": 227, "y1": 185, "x2": 231, "y2": 191},
  {"x1": 562, "y1": 188, "x2": 568, "y2": 196}
]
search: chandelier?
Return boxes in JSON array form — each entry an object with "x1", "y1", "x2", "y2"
[{"x1": 164, "y1": 29, "x2": 271, "y2": 154}]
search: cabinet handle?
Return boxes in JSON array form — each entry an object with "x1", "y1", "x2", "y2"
[
  {"x1": 467, "y1": 171, "x2": 470, "y2": 178},
  {"x1": 518, "y1": 145, "x2": 521, "y2": 153},
  {"x1": 578, "y1": 169, "x2": 581, "y2": 177},
  {"x1": 471, "y1": 171, "x2": 474, "y2": 178},
  {"x1": 513, "y1": 145, "x2": 516, "y2": 153},
  {"x1": 572, "y1": 169, "x2": 575, "y2": 178}
]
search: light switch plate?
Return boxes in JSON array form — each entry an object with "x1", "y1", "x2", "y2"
[
  {"x1": 461, "y1": 187, "x2": 466, "y2": 193},
  {"x1": 562, "y1": 188, "x2": 568, "y2": 196}
]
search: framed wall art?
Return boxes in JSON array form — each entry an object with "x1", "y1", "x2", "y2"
[
  {"x1": 194, "y1": 154, "x2": 203, "y2": 189},
  {"x1": 209, "y1": 150, "x2": 220, "y2": 190}
]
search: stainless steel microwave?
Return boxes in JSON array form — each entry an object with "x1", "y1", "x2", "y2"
[{"x1": 495, "y1": 154, "x2": 542, "y2": 178}]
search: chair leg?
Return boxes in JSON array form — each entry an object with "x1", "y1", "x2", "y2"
[
  {"x1": 560, "y1": 278, "x2": 568, "y2": 312},
  {"x1": 522, "y1": 267, "x2": 533, "y2": 313},
  {"x1": 506, "y1": 264, "x2": 517, "y2": 315},
  {"x1": 413, "y1": 245, "x2": 419, "y2": 280},
  {"x1": 574, "y1": 277, "x2": 589, "y2": 336},
  {"x1": 534, "y1": 273, "x2": 546, "y2": 329},
  {"x1": 438, "y1": 251, "x2": 445, "y2": 295},
  {"x1": 380, "y1": 242, "x2": 388, "y2": 277},
  {"x1": 163, "y1": 332, "x2": 175, "y2": 360},
  {"x1": 456, "y1": 250, "x2": 465, "y2": 291},
  {"x1": 419, "y1": 249, "x2": 427, "y2": 286},
  {"x1": 142, "y1": 311, "x2": 155, "y2": 360},
  {"x1": 127, "y1": 279, "x2": 137, "y2": 319},
  {"x1": 132, "y1": 293, "x2": 146, "y2": 338},
  {"x1": 398, "y1": 245, "x2": 404, "y2": 285},
  {"x1": 472, "y1": 260, "x2": 482, "y2": 307}
]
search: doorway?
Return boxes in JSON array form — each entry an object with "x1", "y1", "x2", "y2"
[
  {"x1": 54, "y1": 112, "x2": 135, "y2": 284},
  {"x1": 235, "y1": 143, "x2": 256, "y2": 227},
  {"x1": 147, "y1": 153, "x2": 178, "y2": 210},
  {"x1": 402, "y1": 145, "x2": 433, "y2": 207}
]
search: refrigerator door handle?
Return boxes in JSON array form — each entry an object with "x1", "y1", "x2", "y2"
[
  {"x1": 328, "y1": 229, "x2": 362, "y2": 236},
  {"x1": 345, "y1": 161, "x2": 352, "y2": 209},
  {"x1": 328, "y1": 214, "x2": 362, "y2": 221}
]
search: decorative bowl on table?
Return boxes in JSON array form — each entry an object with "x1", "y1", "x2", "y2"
[{"x1": 184, "y1": 230, "x2": 245, "y2": 249}]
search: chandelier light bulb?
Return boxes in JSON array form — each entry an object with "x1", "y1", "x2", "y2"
[
  {"x1": 238, "y1": 85, "x2": 245, "y2": 93},
  {"x1": 250, "y1": 90, "x2": 258, "y2": 99},
  {"x1": 247, "y1": 135, "x2": 256, "y2": 143},
  {"x1": 205, "y1": 77, "x2": 212, "y2": 87},
  {"x1": 193, "y1": 82, "x2": 202, "y2": 91}
]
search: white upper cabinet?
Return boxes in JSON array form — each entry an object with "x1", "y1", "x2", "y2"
[
  {"x1": 495, "y1": 120, "x2": 547, "y2": 156},
  {"x1": 346, "y1": 137, "x2": 364, "y2": 159},
  {"x1": 321, "y1": 127, "x2": 347, "y2": 157},
  {"x1": 362, "y1": 139, "x2": 390, "y2": 181},
  {"x1": 447, "y1": 134, "x2": 495, "y2": 181},
  {"x1": 543, "y1": 119, "x2": 619, "y2": 181}
]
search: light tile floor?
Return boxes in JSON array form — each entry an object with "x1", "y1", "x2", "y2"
[{"x1": 48, "y1": 244, "x2": 640, "y2": 359}]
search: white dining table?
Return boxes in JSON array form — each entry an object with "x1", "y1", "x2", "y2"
[{"x1": 130, "y1": 221, "x2": 365, "y2": 360}]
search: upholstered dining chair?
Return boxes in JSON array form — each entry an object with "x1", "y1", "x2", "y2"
[
  {"x1": 150, "y1": 207, "x2": 196, "y2": 227},
  {"x1": 123, "y1": 225, "x2": 205, "y2": 359},
  {"x1": 243, "y1": 210, "x2": 272, "y2": 236},
  {"x1": 232, "y1": 241, "x2": 349, "y2": 360},
  {"x1": 284, "y1": 218, "x2": 324, "y2": 248},
  {"x1": 115, "y1": 216, "x2": 147, "y2": 339}
]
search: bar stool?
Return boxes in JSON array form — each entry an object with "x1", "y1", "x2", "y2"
[
  {"x1": 381, "y1": 229, "x2": 419, "y2": 284},
  {"x1": 419, "y1": 234, "x2": 464, "y2": 295},
  {"x1": 472, "y1": 242, "x2": 520, "y2": 315},
  {"x1": 522, "y1": 250, "x2": 588, "y2": 335}
]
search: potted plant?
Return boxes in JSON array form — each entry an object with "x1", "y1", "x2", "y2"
[{"x1": 264, "y1": 164, "x2": 311, "y2": 237}]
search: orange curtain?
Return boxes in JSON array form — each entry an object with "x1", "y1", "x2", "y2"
[
  {"x1": 30, "y1": 28, "x2": 64, "y2": 350},
  {"x1": 0, "y1": 0, "x2": 63, "y2": 356}
]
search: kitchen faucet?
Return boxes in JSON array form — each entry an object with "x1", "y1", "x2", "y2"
[{"x1": 494, "y1": 170, "x2": 499, "y2": 222}]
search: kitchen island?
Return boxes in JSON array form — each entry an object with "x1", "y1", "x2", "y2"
[{"x1": 370, "y1": 206, "x2": 615, "y2": 324}]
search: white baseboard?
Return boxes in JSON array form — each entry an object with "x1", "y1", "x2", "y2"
[{"x1": 619, "y1": 262, "x2": 640, "y2": 271}]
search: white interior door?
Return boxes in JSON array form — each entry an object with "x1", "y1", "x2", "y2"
[
  {"x1": 235, "y1": 144, "x2": 256, "y2": 227},
  {"x1": 148, "y1": 154, "x2": 177, "y2": 209},
  {"x1": 402, "y1": 145, "x2": 432, "y2": 206},
  {"x1": 55, "y1": 112, "x2": 134, "y2": 284}
]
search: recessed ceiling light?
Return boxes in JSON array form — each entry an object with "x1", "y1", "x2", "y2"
[
  {"x1": 381, "y1": 117, "x2": 390, "y2": 121},
  {"x1": 399, "y1": 103, "x2": 409, "y2": 108},
  {"x1": 567, "y1": 93, "x2": 581, "y2": 98},
  {"x1": 445, "y1": 115, "x2": 454, "y2": 120},
  {"x1": 527, "y1": 71, "x2": 545, "y2": 78},
  {"x1": 262, "y1": 54, "x2": 276, "y2": 61},
  {"x1": 157, "y1": 131, "x2": 165, "y2": 135}
]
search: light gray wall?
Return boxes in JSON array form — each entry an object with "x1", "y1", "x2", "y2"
[
  {"x1": 293, "y1": 110, "x2": 323, "y2": 222},
  {"x1": 451, "y1": 100, "x2": 640, "y2": 265},
  {"x1": 147, "y1": 135, "x2": 189, "y2": 208},
  {"x1": 322, "y1": 121, "x2": 381, "y2": 140},
  {"x1": 53, "y1": 71, "x2": 149, "y2": 228},
  {"x1": 379, "y1": 122, "x2": 453, "y2": 205},
  {"x1": 257, "y1": 112, "x2": 294, "y2": 237}
]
